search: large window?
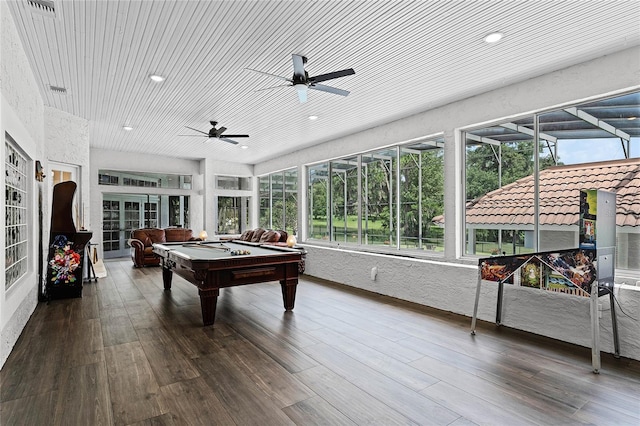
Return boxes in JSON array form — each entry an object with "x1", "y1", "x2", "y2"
[
  {"x1": 216, "y1": 176, "x2": 251, "y2": 190},
  {"x1": 464, "y1": 122, "x2": 542, "y2": 256},
  {"x1": 169, "y1": 196, "x2": 189, "y2": 227},
  {"x1": 464, "y1": 91, "x2": 639, "y2": 272},
  {"x1": 272, "y1": 173, "x2": 284, "y2": 230},
  {"x1": 217, "y1": 196, "x2": 248, "y2": 235},
  {"x1": 400, "y1": 141, "x2": 445, "y2": 250},
  {"x1": 284, "y1": 169, "x2": 298, "y2": 233},
  {"x1": 98, "y1": 170, "x2": 192, "y2": 189},
  {"x1": 259, "y1": 176, "x2": 271, "y2": 228},
  {"x1": 308, "y1": 164, "x2": 329, "y2": 240},
  {"x1": 5, "y1": 134, "x2": 29, "y2": 290},
  {"x1": 362, "y1": 149, "x2": 396, "y2": 247},
  {"x1": 307, "y1": 137, "x2": 445, "y2": 252},
  {"x1": 258, "y1": 169, "x2": 298, "y2": 234},
  {"x1": 331, "y1": 156, "x2": 359, "y2": 243}
]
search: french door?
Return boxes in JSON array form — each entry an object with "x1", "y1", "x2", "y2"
[{"x1": 102, "y1": 194, "x2": 158, "y2": 258}]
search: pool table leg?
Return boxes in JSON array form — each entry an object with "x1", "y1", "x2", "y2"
[
  {"x1": 199, "y1": 288, "x2": 220, "y2": 326},
  {"x1": 280, "y1": 279, "x2": 298, "y2": 311},
  {"x1": 162, "y1": 266, "x2": 173, "y2": 291}
]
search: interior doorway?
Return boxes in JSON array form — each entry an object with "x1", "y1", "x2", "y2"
[{"x1": 48, "y1": 161, "x2": 82, "y2": 226}]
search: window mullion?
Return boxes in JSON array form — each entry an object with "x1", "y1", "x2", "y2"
[
  {"x1": 533, "y1": 114, "x2": 540, "y2": 252},
  {"x1": 418, "y1": 152, "x2": 423, "y2": 250},
  {"x1": 328, "y1": 162, "x2": 334, "y2": 241},
  {"x1": 357, "y1": 155, "x2": 362, "y2": 245},
  {"x1": 395, "y1": 146, "x2": 401, "y2": 250}
]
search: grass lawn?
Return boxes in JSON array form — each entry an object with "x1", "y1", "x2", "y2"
[{"x1": 312, "y1": 216, "x2": 386, "y2": 230}]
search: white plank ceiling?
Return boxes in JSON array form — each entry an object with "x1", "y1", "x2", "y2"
[{"x1": 7, "y1": 0, "x2": 640, "y2": 164}]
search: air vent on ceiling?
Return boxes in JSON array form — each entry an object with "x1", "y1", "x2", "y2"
[
  {"x1": 26, "y1": 0, "x2": 55, "y2": 17},
  {"x1": 49, "y1": 85, "x2": 66, "y2": 94}
]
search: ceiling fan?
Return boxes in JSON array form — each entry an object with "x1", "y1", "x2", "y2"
[
  {"x1": 246, "y1": 54, "x2": 355, "y2": 103},
  {"x1": 179, "y1": 121, "x2": 249, "y2": 145}
]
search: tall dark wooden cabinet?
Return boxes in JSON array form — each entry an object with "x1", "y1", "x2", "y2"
[{"x1": 44, "y1": 181, "x2": 92, "y2": 299}]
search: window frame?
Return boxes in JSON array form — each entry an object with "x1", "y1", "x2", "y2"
[
  {"x1": 258, "y1": 168, "x2": 298, "y2": 234},
  {"x1": 305, "y1": 136, "x2": 445, "y2": 254},
  {"x1": 5, "y1": 133, "x2": 30, "y2": 291},
  {"x1": 460, "y1": 90, "x2": 639, "y2": 275}
]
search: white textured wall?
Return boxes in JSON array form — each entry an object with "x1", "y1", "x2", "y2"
[
  {"x1": 44, "y1": 106, "x2": 90, "y2": 226},
  {"x1": 0, "y1": 2, "x2": 45, "y2": 368},
  {"x1": 303, "y1": 245, "x2": 478, "y2": 313},
  {"x1": 626, "y1": 234, "x2": 640, "y2": 270},
  {"x1": 303, "y1": 245, "x2": 640, "y2": 361}
]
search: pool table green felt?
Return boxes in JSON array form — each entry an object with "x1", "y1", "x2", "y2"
[{"x1": 152, "y1": 241, "x2": 302, "y2": 326}]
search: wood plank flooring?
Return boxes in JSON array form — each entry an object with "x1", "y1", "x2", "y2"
[{"x1": 1, "y1": 258, "x2": 639, "y2": 425}]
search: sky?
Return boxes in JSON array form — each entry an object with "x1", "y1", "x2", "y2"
[{"x1": 554, "y1": 138, "x2": 637, "y2": 165}]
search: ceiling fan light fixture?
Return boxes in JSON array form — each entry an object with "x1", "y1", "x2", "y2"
[
  {"x1": 294, "y1": 83, "x2": 308, "y2": 103},
  {"x1": 247, "y1": 54, "x2": 355, "y2": 104},
  {"x1": 484, "y1": 32, "x2": 503, "y2": 43}
]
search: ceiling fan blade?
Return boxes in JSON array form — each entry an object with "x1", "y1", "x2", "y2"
[
  {"x1": 221, "y1": 134, "x2": 249, "y2": 138},
  {"x1": 184, "y1": 126, "x2": 208, "y2": 135},
  {"x1": 217, "y1": 126, "x2": 227, "y2": 135},
  {"x1": 309, "y1": 83, "x2": 350, "y2": 97},
  {"x1": 254, "y1": 84, "x2": 291, "y2": 92},
  {"x1": 245, "y1": 68, "x2": 291, "y2": 82},
  {"x1": 292, "y1": 54, "x2": 306, "y2": 77},
  {"x1": 309, "y1": 68, "x2": 355, "y2": 84},
  {"x1": 219, "y1": 137, "x2": 239, "y2": 145}
]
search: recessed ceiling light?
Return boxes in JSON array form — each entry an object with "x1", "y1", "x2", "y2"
[
  {"x1": 123, "y1": 126, "x2": 133, "y2": 131},
  {"x1": 484, "y1": 32, "x2": 503, "y2": 43},
  {"x1": 627, "y1": 116, "x2": 637, "y2": 121},
  {"x1": 240, "y1": 145, "x2": 249, "y2": 149},
  {"x1": 308, "y1": 115, "x2": 318, "y2": 120},
  {"x1": 149, "y1": 74, "x2": 165, "y2": 82}
]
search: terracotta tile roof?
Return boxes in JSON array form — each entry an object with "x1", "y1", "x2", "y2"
[{"x1": 439, "y1": 158, "x2": 640, "y2": 227}]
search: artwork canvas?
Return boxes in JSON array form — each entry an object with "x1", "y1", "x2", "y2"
[
  {"x1": 520, "y1": 259, "x2": 543, "y2": 288},
  {"x1": 579, "y1": 189, "x2": 598, "y2": 249},
  {"x1": 480, "y1": 255, "x2": 529, "y2": 282},
  {"x1": 479, "y1": 248, "x2": 595, "y2": 298}
]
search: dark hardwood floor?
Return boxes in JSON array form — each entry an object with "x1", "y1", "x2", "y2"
[{"x1": 1, "y1": 259, "x2": 639, "y2": 425}]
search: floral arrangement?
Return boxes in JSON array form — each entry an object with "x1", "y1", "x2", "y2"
[{"x1": 49, "y1": 235, "x2": 81, "y2": 285}]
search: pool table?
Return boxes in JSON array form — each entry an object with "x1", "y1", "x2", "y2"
[{"x1": 152, "y1": 241, "x2": 302, "y2": 326}]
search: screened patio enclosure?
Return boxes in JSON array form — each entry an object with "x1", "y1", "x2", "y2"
[
  {"x1": 308, "y1": 137, "x2": 445, "y2": 251},
  {"x1": 462, "y1": 91, "x2": 640, "y2": 268}
]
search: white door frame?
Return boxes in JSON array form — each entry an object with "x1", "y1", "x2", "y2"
[{"x1": 48, "y1": 161, "x2": 82, "y2": 227}]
